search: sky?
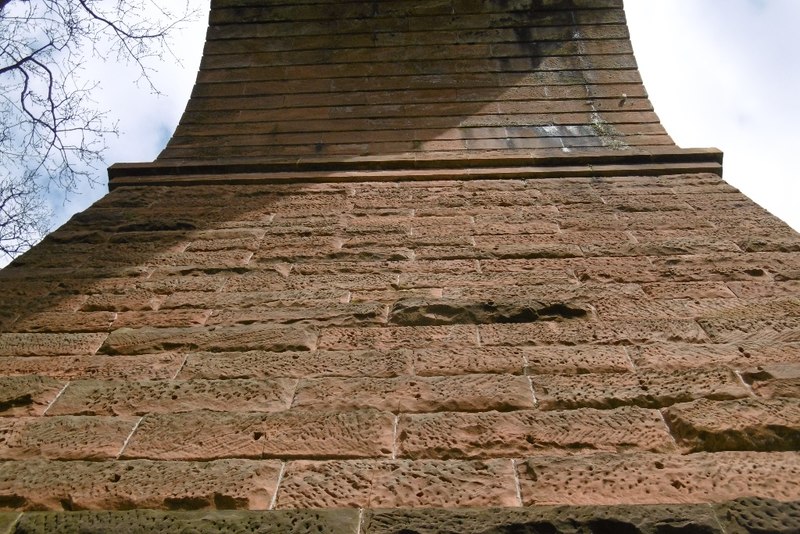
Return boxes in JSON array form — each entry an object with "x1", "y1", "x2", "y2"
[{"x1": 46, "y1": 0, "x2": 800, "y2": 235}]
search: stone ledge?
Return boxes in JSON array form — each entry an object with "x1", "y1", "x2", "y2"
[
  {"x1": 107, "y1": 147, "x2": 723, "y2": 189},
  {"x1": 5, "y1": 499, "x2": 800, "y2": 534}
]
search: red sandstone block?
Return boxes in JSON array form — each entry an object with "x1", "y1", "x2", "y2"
[
  {"x1": 532, "y1": 367, "x2": 748, "y2": 410},
  {"x1": 397, "y1": 271, "x2": 576, "y2": 289},
  {"x1": 570, "y1": 257, "x2": 661, "y2": 283},
  {"x1": 205, "y1": 302, "x2": 387, "y2": 327},
  {"x1": 81, "y1": 292, "x2": 165, "y2": 312},
  {"x1": 0, "y1": 333, "x2": 107, "y2": 357},
  {"x1": 161, "y1": 290, "x2": 350, "y2": 310},
  {"x1": 122, "y1": 408, "x2": 394, "y2": 461},
  {"x1": 319, "y1": 325, "x2": 479, "y2": 350},
  {"x1": 642, "y1": 282, "x2": 736, "y2": 299},
  {"x1": 276, "y1": 459, "x2": 518, "y2": 509},
  {"x1": 45, "y1": 378, "x2": 296, "y2": 416},
  {"x1": 413, "y1": 347, "x2": 525, "y2": 376},
  {"x1": 0, "y1": 458, "x2": 281, "y2": 510},
  {"x1": 0, "y1": 354, "x2": 183, "y2": 381},
  {"x1": 112, "y1": 309, "x2": 211, "y2": 329},
  {"x1": 698, "y1": 316, "x2": 800, "y2": 345},
  {"x1": 8, "y1": 312, "x2": 117, "y2": 333},
  {"x1": 291, "y1": 259, "x2": 478, "y2": 276},
  {"x1": 629, "y1": 343, "x2": 800, "y2": 371},
  {"x1": 100, "y1": 325, "x2": 318, "y2": 355},
  {"x1": 663, "y1": 397, "x2": 800, "y2": 453},
  {"x1": 516, "y1": 451, "x2": 800, "y2": 505},
  {"x1": 292, "y1": 374, "x2": 534, "y2": 413},
  {"x1": 479, "y1": 319, "x2": 708, "y2": 347},
  {"x1": 444, "y1": 282, "x2": 643, "y2": 302},
  {"x1": 0, "y1": 376, "x2": 66, "y2": 417},
  {"x1": 179, "y1": 349, "x2": 413, "y2": 380},
  {"x1": 0, "y1": 416, "x2": 136, "y2": 460},
  {"x1": 398, "y1": 406, "x2": 673, "y2": 459},
  {"x1": 726, "y1": 280, "x2": 800, "y2": 298},
  {"x1": 524, "y1": 345, "x2": 632, "y2": 375},
  {"x1": 741, "y1": 362, "x2": 800, "y2": 399}
]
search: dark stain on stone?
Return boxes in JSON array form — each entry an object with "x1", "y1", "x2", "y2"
[{"x1": 388, "y1": 298, "x2": 589, "y2": 326}]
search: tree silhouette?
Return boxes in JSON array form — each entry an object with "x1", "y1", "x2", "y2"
[{"x1": 0, "y1": 0, "x2": 198, "y2": 260}]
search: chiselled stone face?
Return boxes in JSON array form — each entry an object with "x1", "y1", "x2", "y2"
[{"x1": 1, "y1": 0, "x2": 799, "y2": 532}]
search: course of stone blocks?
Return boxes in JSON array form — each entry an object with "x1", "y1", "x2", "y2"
[{"x1": 1, "y1": 0, "x2": 799, "y2": 532}]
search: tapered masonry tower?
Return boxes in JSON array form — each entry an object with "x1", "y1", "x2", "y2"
[{"x1": 1, "y1": 0, "x2": 799, "y2": 532}]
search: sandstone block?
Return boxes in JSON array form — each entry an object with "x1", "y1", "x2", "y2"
[
  {"x1": 12, "y1": 509, "x2": 360, "y2": 534},
  {"x1": 524, "y1": 345, "x2": 633, "y2": 374},
  {"x1": 387, "y1": 297, "x2": 589, "y2": 326},
  {"x1": 276, "y1": 459, "x2": 518, "y2": 509},
  {"x1": 0, "y1": 458, "x2": 280, "y2": 510},
  {"x1": 0, "y1": 416, "x2": 136, "y2": 460},
  {"x1": 663, "y1": 398, "x2": 800, "y2": 452},
  {"x1": 100, "y1": 325, "x2": 317, "y2": 355},
  {"x1": 46, "y1": 378, "x2": 296, "y2": 416},
  {"x1": 179, "y1": 349, "x2": 412, "y2": 380},
  {"x1": 9, "y1": 312, "x2": 116, "y2": 333},
  {"x1": 0, "y1": 333, "x2": 107, "y2": 357},
  {"x1": 642, "y1": 281, "x2": 736, "y2": 299},
  {"x1": 413, "y1": 347, "x2": 524, "y2": 376},
  {"x1": 363, "y1": 503, "x2": 723, "y2": 534},
  {"x1": 0, "y1": 376, "x2": 66, "y2": 417},
  {"x1": 161, "y1": 289, "x2": 350, "y2": 310},
  {"x1": 0, "y1": 354, "x2": 183, "y2": 381},
  {"x1": 629, "y1": 342, "x2": 800, "y2": 371},
  {"x1": 292, "y1": 374, "x2": 534, "y2": 413},
  {"x1": 533, "y1": 367, "x2": 748, "y2": 410},
  {"x1": 516, "y1": 451, "x2": 800, "y2": 505},
  {"x1": 480, "y1": 319, "x2": 708, "y2": 347},
  {"x1": 81, "y1": 292, "x2": 165, "y2": 312},
  {"x1": 319, "y1": 325, "x2": 478, "y2": 350},
  {"x1": 206, "y1": 302, "x2": 387, "y2": 327},
  {"x1": 698, "y1": 316, "x2": 800, "y2": 344},
  {"x1": 122, "y1": 408, "x2": 394, "y2": 460},
  {"x1": 112, "y1": 310, "x2": 211, "y2": 329},
  {"x1": 397, "y1": 406, "x2": 674, "y2": 459},
  {"x1": 716, "y1": 497, "x2": 800, "y2": 534}
]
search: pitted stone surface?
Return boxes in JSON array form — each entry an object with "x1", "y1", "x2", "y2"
[
  {"x1": 45, "y1": 378, "x2": 296, "y2": 416},
  {"x1": 716, "y1": 497, "x2": 800, "y2": 534},
  {"x1": 397, "y1": 406, "x2": 674, "y2": 459},
  {"x1": 0, "y1": 459, "x2": 281, "y2": 510},
  {"x1": 412, "y1": 347, "x2": 524, "y2": 376},
  {"x1": 277, "y1": 459, "x2": 518, "y2": 509},
  {"x1": 630, "y1": 342, "x2": 800, "y2": 370},
  {"x1": 741, "y1": 362, "x2": 800, "y2": 398},
  {"x1": 663, "y1": 398, "x2": 800, "y2": 452},
  {"x1": 319, "y1": 325, "x2": 478, "y2": 350},
  {"x1": 0, "y1": 333, "x2": 107, "y2": 357},
  {"x1": 0, "y1": 354, "x2": 184, "y2": 381},
  {"x1": 0, "y1": 377, "x2": 66, "y2": 417},
  {"x1": 516, "y1": 452, "x2": 800, "y2": 505},
  {"x1": 387, "y1": 297, "x2": 589, "y2": 326},
  {"x1": 0, "y1": 416, "x2": 136, "y2": 460},
  {"x1": 12, "y1": 509, "x2": 360, "y2": 534},
  {"x1": 524, "y1": 345, "x2": 633, "y2": 375},
  {"x1": 179, "y1": 350, "x2": 412, "y2": 379},
  {"x1": 362, "y1": 503, "x2": 724, "y2": 534},
  {"x1": 292, "y1": 374, "x2": 534, "y2": 413},
  {"x1": 121, "y1": 408, "x2": 394, "y2": 460},
  {"x1": 533, "y1": 367, "x2": 748, "y2": 410},
  {"x1": 100, "y1": 325, "x2": 317, "y2": 355}
]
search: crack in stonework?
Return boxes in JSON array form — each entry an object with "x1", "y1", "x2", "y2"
[
  {"x1": 391, "y1": 414, "x2": 400, "y2": 459},
  {"x1": 512, "y1": 459, "x2": 523, "y2": 507},
  {"x1": 42, "y1": 382, "x2": 70, "y2": 416},
  {"x1": 117, "y1": 416, "x2": 145, "y2": 459}
]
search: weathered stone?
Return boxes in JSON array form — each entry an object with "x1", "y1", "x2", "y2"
[
  {"x1": 122, "y1": 408, "x2": 394, "y2": 460},
  {"x1": 516, "y1": 451, "x2": 800, "y2": 505},
  {"x1": 179, "y1": 349, "x2": 412, "y2": 379},
  {"x1": 12, "y1": 509, "x2": 360, "y2": 534},
  {"x1": 642, "y1": 281, "x2": 736, "y2": 299},
  {"x1": 0, "y1": 459, "x2": 280, "y2": 510},
  {"x1": 630, "y1": 342, "x2": 800, "y2": 371},
  {"x1": 46, "y1": 378, "x2": 296, "y2": 416},
  {"x1": 277, "y1": 459, "x2": 518, "y2": 509},
  {"x1": 413, "y1": 347, "x2": 524, "y2": 376},
  {"x1": 524, "y1": 345, "x2": 633, "y2": 374},
  {"x1": 398, "y1": 406, "x2": 674, "y2": 459},
  {"x1": 0, "y1": 376, "x2": 66, "y2": 417},
  {"x1": 112, "y1": 310, "x2": 212, "y2": 329},
  {"x1": 363, "y1": 503, "x2": 723, "y2": 534},
  {"x1": 206, "y1": 302, "x2": 387, "y2": 327},
  {"x1": 293, "y1": 374, "x2": 534, "y2": 413},
  {"x1": 741, "y1": 362, "x2": 800, "y2": 398},
  {"x1": 388, "y1": 298, "x2": 589, "y2": 326},
  {"x1": 161, "y1": 289, "x2": 351, "y2": 309},
  {"x1": 663, "y1": 398, "x2": 800, "y2": 452},
  {"x1": 0, "y1": 416, "x2": 136, "y2": 460},
  {"x1": 0, "y1": 354, "x2": 183, "y2": 381},
  {"x1": 100, "y1": 325, "x2": 317, "y2": 355},
  {"x1": 0, "y1": 333, "x2": 107, "y2": 357},
  {"x1": 533, "y1": 367, "x2": 748, "y2": 410},
  {"x1": 8, "y1": 312, "x2": 117, "y2": 333},
  {"x1": 698, "y1": 316, "x2": 800, "y2": 344},
  {"x1": 480, "y1": 319, "x2": 708, "y2": 347},
  {"x1": 319, "y1": 325, "x2": 478, "y2": 350},
  {"x1": 716, "y1": 497, "x2": 800, "y2": 534}
]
